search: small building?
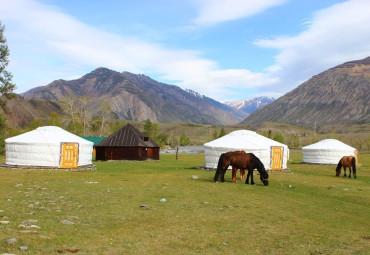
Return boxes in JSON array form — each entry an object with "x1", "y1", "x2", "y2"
[
  {"x1": 95, "y1": 123, "x2": 160, "y2": 161},
  {"x1": 302, "y1": 139, "x2": 357, "y2": 164},
  {"x1": 5, "y1": 126, "x2": 94, "y2": 169},
  {"x1": 203, "y1": 130, "x2": 289, "y2": 170}
]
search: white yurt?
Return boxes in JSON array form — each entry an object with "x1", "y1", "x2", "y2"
[
  {"x1": 203, "y1": 130, "x2": 289, "y2": 170},
  {"x1": 5, "y1": 126, "x2": 93, "y2": 168},
  {"x1": 302, "y1": 139, "x2": 357, "y2": 164}
]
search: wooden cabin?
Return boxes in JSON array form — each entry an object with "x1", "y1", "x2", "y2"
[{"x1": 95, "y1": 123, "x2": 160, "y2": 161}]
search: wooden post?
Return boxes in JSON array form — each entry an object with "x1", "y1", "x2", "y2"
[{"x1": 176, "y1": 146, "x2": 179, "y2": 160}]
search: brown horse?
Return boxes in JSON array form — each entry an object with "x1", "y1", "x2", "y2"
[
  {"x1": 231, "y1": 151, "x2": 246, "y2": 182},
  {"x1": 214, "y1": 151, "x2": 269, "y2": 185},
  {"x1": 336, "y1": 156, "x2": 356, "y2": 179}
]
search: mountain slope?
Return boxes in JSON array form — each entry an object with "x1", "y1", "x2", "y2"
[
  {"x1": 0, "y1": 95, "x2": 62, "y2": 128},
  {"x1": 242, "y1": 57, "x2": 370, "y2": 127},
  {"x1": 22, "y1": 68, "x2": 247, "y2": 125}
]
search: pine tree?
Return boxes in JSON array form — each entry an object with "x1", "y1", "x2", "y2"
[
  {"x1": 218, "y1": 128, "x2": 226, "y2": 138},
  {"x1": 0, "y1": 21, "x2": 15, "y2": 98}
]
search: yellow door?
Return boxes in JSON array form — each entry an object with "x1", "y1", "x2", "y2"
[
  {"x1": 60, "y1": 143, "x2": 79, "y2": 168},
  {"x1": 271, "y1": 146, "x2": 283, "y2": 170}
]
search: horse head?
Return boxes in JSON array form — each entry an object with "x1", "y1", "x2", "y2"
[
  {"x1": 335, "y1": 158, "x2": 343, "y2": 176},
  {"x1": 256, "y1": 163, "x2": 269, "y2": 186},
  {"x1": 259, "y1": 170, "x2": 269, "y2": 186},
  {"x1": 252, "y1": 154, "x2": 269, "y2": 186},
  {"x1": 335, "y1": 167, "x2": 341, "y2": 176}
]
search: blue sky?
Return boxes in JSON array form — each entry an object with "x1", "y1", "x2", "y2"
[{"x1": 1, "y1": 0, "x2": 370, "y2": 101}]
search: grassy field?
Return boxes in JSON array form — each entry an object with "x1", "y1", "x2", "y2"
[{"x1": 0, "y1": 151, "x2": 369, "y2": 254}]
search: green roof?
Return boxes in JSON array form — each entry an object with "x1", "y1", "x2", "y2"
[{"x1": 81, "y1": 136, "x2": 106, "y2": 145}]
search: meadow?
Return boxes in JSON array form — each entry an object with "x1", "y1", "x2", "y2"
[{"x1": 0, "y1": 151, "x2": 369, "y2": 254}]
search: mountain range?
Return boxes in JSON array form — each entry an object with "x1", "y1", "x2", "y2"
[
  {"x1": 224, "y1": 97, "x2": 275, "y2": 117},
  {"x1": 21, "y1": 68, "x2": 248, "y2": 126},
  {"x1": 3, "y1": 56, "x2": 369, "y2": 129},
  {"x1": 242, "y1": 56, "x2": 370, "y2": 127}
]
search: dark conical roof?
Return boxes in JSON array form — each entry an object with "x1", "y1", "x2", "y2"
[{"x1": 95, "y1": 123, "x2": 159, "y2": 147}]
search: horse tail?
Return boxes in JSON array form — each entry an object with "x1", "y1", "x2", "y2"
[
  {"x1": 352, "y1": 157, "x2": 356, "y2": 178},
  {"x1": 214, "y1": 153, "x2": 224, "y2": 182},
  {"x1": 335, "y1": 158, "x2": 343, "y2": 176}
]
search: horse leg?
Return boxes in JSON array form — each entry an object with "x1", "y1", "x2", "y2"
[
  {"x1": 214, "y1": 168, "x2": 220, "y2": 182},
  {"x1": 250, "y1": 170, "x2": 255, "y2": 185},
  {"x1": 348, "y1": 167, "x2": 352, "y2": 178},
  {"x1": 245, "y1": 170, "x2": 254, "y2": 185},
  {"x1": 245, "y1": 170, "x2": 250, "y2": 184},
  {"x1": 220, "y1": 167, "x2": 228, "y2": 182},
  {"x1": 343, "y1": 167, "x2": 347, "y2": 177},
  {"x1": 240, "y1": 169, "x2": 245, "y2": 180},
  {"x1": 232, "y1": 167, "x2": 237, "y2": 182}
]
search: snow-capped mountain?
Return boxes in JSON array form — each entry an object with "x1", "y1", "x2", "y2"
[{"x1": 224, "y1": 96, "x2": 275, "y2": 115}]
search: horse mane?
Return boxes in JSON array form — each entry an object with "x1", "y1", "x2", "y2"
[
  {"x1": 250, "y1": 153, "x2": 268, "y2": 175},
  {"x1": 336, "y1": 158, "x2": 343, "y2": 173},
  {"x1": 250, "y1": 153, "x2": 263, "y2": 169}
]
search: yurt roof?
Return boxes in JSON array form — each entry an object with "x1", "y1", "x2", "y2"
[
  {"x1": 204, "y1": 130, "x2": 287, "y2": 149},
  {"x1": 302, "y1": 139, "x2": 356, "y2": 151},
  {"x1": 5, "y1": 126, "x2": 93, "y2": 145}
]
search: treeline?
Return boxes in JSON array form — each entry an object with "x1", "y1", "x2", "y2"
[
  {"x1": 0, "y1": 93, "x2": 199, "y2": 153},
  {"x1": 1, "y1": 95, "x2": 369, "y2": 154}
]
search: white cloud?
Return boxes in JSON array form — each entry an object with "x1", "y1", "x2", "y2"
[
  {"x1": 2, "y1": 0, "x2": 369, "y2": 102},
  {"x1": 1, "y1": 0, "x2": 281, "y2": 101},
  {"x1": 255, "y1": 0, "x2": 370, "y2": 92},
  {"x1": 191, "y1": 0, "x2": 287, "y2": 27}
]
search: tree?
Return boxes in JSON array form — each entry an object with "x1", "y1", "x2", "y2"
[
  {"x1": 180, "y1": 133, "x2": 190, "y2": 146},
  {"x1": 96, "y1": 102, "x2": 112, "y2": 137},
  {"x1": 47, "y1": 112, "x2": 62, "y2": 127},
  {"x1": 0, "y1": 21, "x2": 15, "y2": 99},
  {"x1": 109, "y1": 119, "x2": 126, "y2": 134},
  {"x1": 89, "y1": 115, "x2": 102, "y2": 136},
  {"x1": 212, "y1": 129, "x2": 218, "y2": 139},
  {"x1": 156, "y1": 133, "x2": 168, "y2": 147},
  {"x1": 60, "y1": 95, "x2": 91, "y2": 135},
  {"x1": 288, "y1": 134, "x2": 300, "y2": 149},
  {"x1": 75, "y1": 96, "x2": 91, "y2": 136},
  {"x1": 60, "y1": 94, "x2": 79, "y2": 133},
  {"x1": 0, "y1": 21, "x2": 15, "y2": 147},
  {"x1": 218, "y1": 128, "x2": 226, "y2": 138},
  {"x1": 268, "y1": 129, "x2": 272, "y2": 138},
  {"x1": 144, "y1": 119, "x2": 153, "y2": 137},
  {"x1": 0, "y1": 114, "x2": 6, "y2": 154},
  {"x1": 273, "y1": 133, "x2": 285, "y2": 143},
  {"x1": 27, "y1": 118, "x2": 44, "y2": 131}
]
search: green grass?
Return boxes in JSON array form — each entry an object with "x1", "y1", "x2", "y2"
[{"x1": 0, "y1": 152, "x2": 369, "y2": 254}]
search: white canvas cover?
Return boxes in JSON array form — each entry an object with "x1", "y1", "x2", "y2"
[
  {"x1": 203, "y1": 130, "x2": 289, "y2": 170},
  {"x1": 5, "y1": 126, "x2": 93, "y2": 167},
  {"x1": 302, "y1": 139, "x2": 356, "y2": 164}
]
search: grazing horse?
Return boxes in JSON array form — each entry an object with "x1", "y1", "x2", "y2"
[
  {"x1": 336, "y1": 156, "x2": 356, "y2": 179},
  {"x1": 214, "y1": 151, "x2": 269, "y2": 185},
  {"x1": 230, "y1": 151, "x2": 246, "y2": 182}
]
